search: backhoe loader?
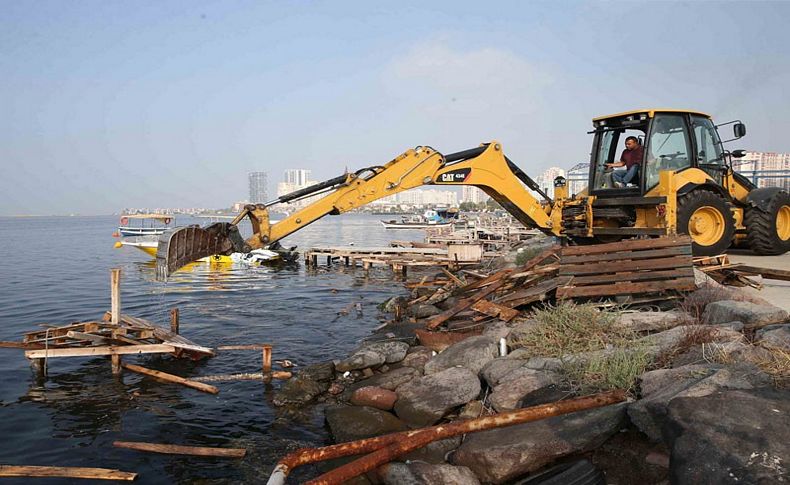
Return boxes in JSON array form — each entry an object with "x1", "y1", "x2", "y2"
[{"x1": 157, "y1": 109, "x2": 790, "y2": 279}]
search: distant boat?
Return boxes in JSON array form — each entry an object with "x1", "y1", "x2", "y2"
[
  {"x1": 380, "y1": 208, "x2": 460, "y2": 229},
  {"x1": 115, "y1": 214, "x2": 175, "y2": 237}
]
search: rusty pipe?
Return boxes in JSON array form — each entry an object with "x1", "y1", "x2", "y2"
[{"x1": 266, "y1": 389, "x2": 626, "y2": 485}]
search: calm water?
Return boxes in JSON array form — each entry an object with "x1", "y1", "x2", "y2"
[{"x1": 0, "y1": 214, "x2": 425, "y2": 483}]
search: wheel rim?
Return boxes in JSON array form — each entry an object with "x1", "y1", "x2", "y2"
[
  {"x1": 777, "y1": 205, "x2": 790, "y2": 241},
  {"x1": 689, "y1": 206, "x2": 725, "y2": 247}
]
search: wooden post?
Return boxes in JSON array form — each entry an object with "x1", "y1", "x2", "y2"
[
  {"x1": 30, "y1": 358, "x2": 45, "y2": 377},
  {"x1": 110, "y1": 268, "x2": 122, "y2": 375},
  {"x1": 262, "y1": 345, "x2": 272, "y2": 383},
  {"x1": 110, "y1": 268, "x2": 121, "y2": 325},
  {"x1": 312, "y1": 254, "x2": 318, "y2": 266},
  {"x1": 170, "y1": 308, "x2": 180, "y2": 335}
]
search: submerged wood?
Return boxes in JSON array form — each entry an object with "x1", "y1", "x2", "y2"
[
  {"x1": 121, "y1": 363, "x2": 219, "y2": 394},
  {"x1": 25, "y1": 344, "x2": 176, "y2": 359},
  {"x1": 191, "y1": 371, "x2": 292, "y2": 382},
  {"x1": 0, "y1": 465, "x2": 136, "y2": 481},
  {"x1": 113, "y1": 441, "x2": 246, "y2": 458}
]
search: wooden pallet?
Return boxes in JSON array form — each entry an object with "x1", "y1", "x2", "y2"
[{"x1": 556, "y1": 236, "x2": 696, "y2": 299}]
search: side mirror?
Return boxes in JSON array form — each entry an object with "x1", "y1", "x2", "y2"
[
  {"x1": 731, "y1": 149, "x2": 747, "y2": 158},
  {"x1": 734, "y1": 123, "x2": 746, "y2": 138}
]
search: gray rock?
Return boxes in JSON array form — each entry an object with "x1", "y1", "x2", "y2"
[
  {"x1": 341, "y1": 366, "x2": 420, "y2": 401},
  {"x1": 637, "y1": 324, "x2": 743, "y2": 354},
  {"x1": 523, "y1": 356, "x2": 565, "y2": 371},
  {"x1": 300, "y1": 361, "x2": 335, "y2": 382},
  {"x1": 361, "y1": 340, "x2": 410, "y2": 364},
  {"x1": 394, "y1": 367, "x2": 481, "y2": 426},
  {"x1": 410, "y1": 463, "x2": 481, "y2": 485},
  {"x1": 378, "y1": 463, "x2": 420, "y2": 485},
  {"x1": 381, "y1": 296, "x2": 406, "y2": 314},
  {"x1": 403, "y1": 436, "x2": 463, "y2": 464},
  {"x1": 712, "y1": 321, "x2": 744, "y2": 332},
  {"x1": 272, "y1": 377, "x2": 329, "y2": 407},
  {"x1": 615, "y1": 311, "x2": 689, "y2": 333},
  {"x1": 452, "y1": 402, "x2": 627, "y2": 484},
  {"x1": 755, "y1": 324, "x2": 790, "y2": 351},
  {"x1": 480, "y1": 358, "x2": 524, "y2": 387},
  {"x1": 336, "y1": 349, "x2": 386, "y2": 372},
  {"x1": 702, "y1": 300, "x2": 787, "y2": 327},
  {"x1": 505, "y1": 319, "x2": 540, "y2": 348},
  {"x1": 424, "y1": 336, "x2": 499, "y2": 375},
  {"x1": 489, "y1": 368, "x2": 560, "y2": 412},
  {"x1": 400, "y1": 346, "x2": 434, "y2": 373},
  {"x1": 664, "y1": 388, "x2": 790, "y2": 485},
  {"x1": 629, "y1": 363, "x2": 770, "y2": 441},
  {"x1": 325, "y1": 405, "x2": 408, "y2": 443},
  {"x1": 409, "y1": 303, "x2": 442, "y2": 319},
  {"x1": 482, "y1": 320, "x2": 511, "y2": 340}
]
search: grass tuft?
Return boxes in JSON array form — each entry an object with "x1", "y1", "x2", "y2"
[
  {"x1": 563, "y1": 347, "x2": 653, "y2": 394},
  {"x1": 677, "y1": 283, "x2": 732, "y2": 324}
]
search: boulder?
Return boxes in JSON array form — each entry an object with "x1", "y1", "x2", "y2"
[
  {"x1": 452, "y1": 402, "x2": 627, "y2": 484},
  {"x1": 403, "y1": 436, "x2": 463, "y2": 464},
  {"x1": 394, "y1": 367, "x2": 481, "y2": 426},
  {"x1": 505, "y1": 319, "x2": 540, "y2": 348},
  {"x1": 615, "y1": 311, "x2": 689, "y2": 333},
  {"x1": 637, "y1": 324, "x2": 743, "y2": 355},
  {"x1": 336, "y1": 349, "x2": 386, "y2": 372},
  {"x1": 400, "y1": 346, "x2": 434, "y2": 373},
  {"x1": 409, "y1": 463, "x2": 480, "y2": 485},
  {"x1": 664, "y1": 388, "x2": 790, "y2": 485},
  {"x1": 272, "y1": 377, "x2": 328, "y2": 407},
  {"x1": 482, "y1": 320, "x2": 512, "y2": 340},
  {"x1": 702, "y1": 300, "x2": 787, "y2": 327},
  {"x1": 378, "y1": 463, "x2": 420, "y2": 485},
  {"x1": 755, "y1": 324, "x2": 790, "y2": 351},
  {"x1": 409, "y1": 303, "x2": 442, "y2": 319},
  {"x1": 300, "y1": 361, "x2": 335, "y2": 382},
  {"x1": 480, "y1": 358, "x2": 525, "y2": 387},
  {"x1": 381, "y1": 296, "x2": 406, "y2": 314},
  {"x1": 424, "y1": 336, "x2": 499, "y2": 376},
  {"x1": 342, "y1": 366, "x2": 420, "y2": 401},
  {"x1": 361, "y1": 340, "x2": 410, "y2": 363},
  {"x1": 629, "y1": 363, "x2": 770, "y2": 441},
  {"x1": 350, "y1": 386, "x2": 398, "y2": 411},
  {"x1": 489, "y1": 368, "x2": 560, "y2": 412},
  {"x1": 325, "y1": 405, "x2": 408, "y2": 443}
]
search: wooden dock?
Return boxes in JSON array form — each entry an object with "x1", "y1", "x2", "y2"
[{"x1": 304, "y1": 245, "x2": 488, "y2": 275}]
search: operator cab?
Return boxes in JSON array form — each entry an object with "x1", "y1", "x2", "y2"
[{"x1": 589, "y1": 109, "x2": 727, "y2": 196}]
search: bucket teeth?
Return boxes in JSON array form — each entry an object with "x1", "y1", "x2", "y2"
[{"x1": 155, "y1": 223, "x2": 242, "y2": 280}]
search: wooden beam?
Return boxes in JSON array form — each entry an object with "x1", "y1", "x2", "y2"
[
  {"x1": 556, "y1": 278, "x2": 697, "y2": 298},
  {"x1": 567, "y1": 267, "x2": 695, "y2": 285},
  {"x1": 25, "y1": 344, "x2": 176, "y2": 359},
  {"x1": 110, "y1": 268, "x2": 121, "y2": 325},
  {"x1": 426, "y1": 279, "x2": 506, "y2": 330},
  {"x1": 730, "y1": 265, "x2": 790, "y2": 282},
  {"x1": 0, "y1": 465, "x2": 136, "y2": 481},
  {"x1": 560, "y1": 245, "x2": 691, "y2": 264},
  {"x1": 560, "y1": 236, "x2": 691, "y2": 256},
  {"x1": 113, "y1": 441, "x2": 246, "y2": 458},
  {"x1": 122, "y1": 363, "x2": 219, "y2": 394},
  {"x1": 559, "y1": 255, "x2": 693, "y2": 276},
  {"x1": 170, "y1": 308, "x2": 180, "y2": 335}
]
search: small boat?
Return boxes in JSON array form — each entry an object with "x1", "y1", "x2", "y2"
[
  {"x1": 115, "y1": 214, "x2": 175, "y2": 237},
  {"x1": 115, "y1": 238, "x2": 280, "y2": 265},
  {"x1": 380, "y1": 208, "x2": 460, "y2": 229}
]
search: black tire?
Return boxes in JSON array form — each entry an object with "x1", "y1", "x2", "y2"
[
  {"x1": 677, "y1": 190, "x2": 735, "y2": 256},
  {"x1": 511, "y1": 459, "x2": 605, "y2": 485},
  {"x1": 745, "y1": 190, "x2": 790, "y2": 255}
]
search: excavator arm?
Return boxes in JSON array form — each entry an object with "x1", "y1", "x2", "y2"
[{"x1": 156, "y1": 142, "x2": 557, "y2": 278}]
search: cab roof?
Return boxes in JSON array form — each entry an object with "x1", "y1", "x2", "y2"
[{"x1": 592, "y1": 109, "x2": 711, "y2": 122}]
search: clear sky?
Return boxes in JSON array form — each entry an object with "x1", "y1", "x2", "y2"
[{"x1": 2, "y1": 0, "x2": 789, "y2": 215}]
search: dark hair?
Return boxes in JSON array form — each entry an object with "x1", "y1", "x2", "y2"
[{"x1": 626, "y1": 136, "x2": 639, "y2": 144}]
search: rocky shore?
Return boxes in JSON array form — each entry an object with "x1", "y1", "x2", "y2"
[{"x1": 272, "y1": 267, "x2": 789, "y2": 484}]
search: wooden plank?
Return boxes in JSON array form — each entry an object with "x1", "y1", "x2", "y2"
[
  {"x1": 498, "y1": 276, "x2": 572, "y2": 307},
  {"x1": 122, "y1": 363, "x2": 219, "y2": 394},
  {"x1": 457, "y1": 268, "x2": 513, "y2": 293},
  {"x1": 65, "y1": 331, "x2": 109, "y2": 344},
  {"x1": 0, "y1": 465, "x2": 136, "y2": 481},
  {"x1": 0, "y1": 341, "x2": 45, "y2": 350},
  {"x1": 217, "y1": 344, "x2": 271, "y2": 351},
  {"x1": 560, "y1": 245, "x2": 691, "y2": 265},
  {"x1": 560, "y1": 236, "x2": 691, "y2": 256},
  {"x1": 102, "y1": 313, "x2": 214, "y2": 357},
  {"x1": 509, "y1": 263, "x2": 560, "y2": 279},
  {"x1": 730, "y1": 265, "x2": 790, "y2": 282},
  {"x1": 568, "y1": 267, "x2": 695, "y2": 286},
  {"x1": 25, "y1": 344, "x2": 176, "y2": 359},
  {"x1": 471, "y1": 300, "x2": 520, "y2": 322},
  {"x1": 557, "y1": 278, "x2": 697, "y2": 298},
  {"x1": 113, "y1": 441, "x2": 245, "y2": 458},
  {"x1": 426, "y1": 280, "x2": 507, "y2": 329},
  {"x1": 560, "y1": 255, "x2": 693, "y2": 276}
]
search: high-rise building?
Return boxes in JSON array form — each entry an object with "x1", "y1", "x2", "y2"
[
  {"x1": 733, "y1": 152, "x2": 790, "y2": 190},
  {"x1": 534, "y1": 167, "x2": 566, "y2": 198},
  {"x1": 284, "y1": 169, "x2": 311, "y2": 186},
  {"x1": 461, "y1": 186, "x2": 489, "y2": 204},
  {"x1": 248, "y1": 172, "x2": 269, "y2": 204}
]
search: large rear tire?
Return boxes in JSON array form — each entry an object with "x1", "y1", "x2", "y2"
[
  {"x1": 745, "y1": 190, "x2": 790, "y2": 255},
  {"x1": 677, "y1": 190, "x2": 735, "y2": 256}
]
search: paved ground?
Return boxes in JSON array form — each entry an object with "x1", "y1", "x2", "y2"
[{"x1": 728, "y1": 250, "x2": 790, "y2": 312}]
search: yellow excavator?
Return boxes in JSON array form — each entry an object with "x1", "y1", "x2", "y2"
[{"x1": 157, "y1": 109, "x2": 790, "y2": 279}]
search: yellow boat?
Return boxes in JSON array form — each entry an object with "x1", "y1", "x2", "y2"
[{"x1": 115, "y1": 238, "x2": 235, "y2": 263}]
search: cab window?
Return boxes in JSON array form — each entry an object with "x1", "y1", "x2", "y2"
[
  {"x1": 691, "y1": 116, "x2": 724, "y2": 165},
  {"x1": 645, "y1": 114, "x2": 691, "y2": 189}
]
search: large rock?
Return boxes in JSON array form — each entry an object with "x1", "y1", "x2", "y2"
[
  {"x1": 409, "y1": 304, "x2": 442, "y2": 319},
  {"x1": 399, "y1": 346, "x2": 434, "y2": 373},
  {"x1": 350, "y1": 386, "x2": 398, "y2": 410},
  {"x1": 629, "y1": 363, "x2": 770, "y2": 441},
  {"x1": 482, "y1": 320, "x2": 512, "y2": 340},
  {"x1": 342, "y1": 366, "x2": 420, "y2": 401},
  {"x1": 664, "y1": 388, "x2": 790, "y2": 485},
  {"x1": 702, "y1": 300, "x2": 787, "y2": 327},
  {"x1": 505, "y1": 319, "x2": 540, "y2": 348},
  {"x1": 325, "y1": 405, "x2": 408, "y2": 443},
  {"x1": 480, "y1": 357, "x2": 525, "y2": 387},
  {"x1": 394, "y1": 367, "x2": 481, "y2": 426},
  {"x1": 403, "y1": 436, "x2": 463, "y2": 464},
  {"x1": 755, "y1": 324, "x2": 790, "y2": 351},
  {"x1": 409, "y1": 463, "x2": 480, "y2": 484},
  {"x1": 336, "y1": 341, "x2": 410, "y2": 372},
  {"x1": 637, "y1": 324, "x2": 743, "y2": 355},
  {"x1": 424, "y1": 336, "x2": 499, "y2": 376},
  {"x1": 615, "y1": 311, "x2": 689, "y2": 333},
  {"x1": 378, "y1": 463, "x2": 420, "y2": 485},
  {"x1": 300, "y1": 361, "x2": 335, "y2": 382},
  {"x1": 272, "y1": 377, "x2": 328, "y2": 407},
  {"x1": 489, "y1": 368, "x2": 560, "y2": 412},
  {"x1": 452, "y1": 402, "x2": 627, "y2": 483}
]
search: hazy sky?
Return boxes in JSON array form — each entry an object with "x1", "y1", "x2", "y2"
[{"x1": 2, "y1": 1, "x2": 789, "y2": 215}]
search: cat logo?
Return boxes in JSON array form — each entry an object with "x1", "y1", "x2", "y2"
[{"x1": 437, "y1": 168, "x2": 471, "y2": 184}]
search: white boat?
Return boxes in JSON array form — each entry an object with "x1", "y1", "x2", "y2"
[
  {"x1": 380, "y1": 209, "x2": 459, "y2": 229},
  {"x1": 116, "y1": 214, "x2": 175, "y2": 237}
]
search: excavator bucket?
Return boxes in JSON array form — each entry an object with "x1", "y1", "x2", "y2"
[{"x1": 155, "y1": 222, "x2": 247, "y2": 280}]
